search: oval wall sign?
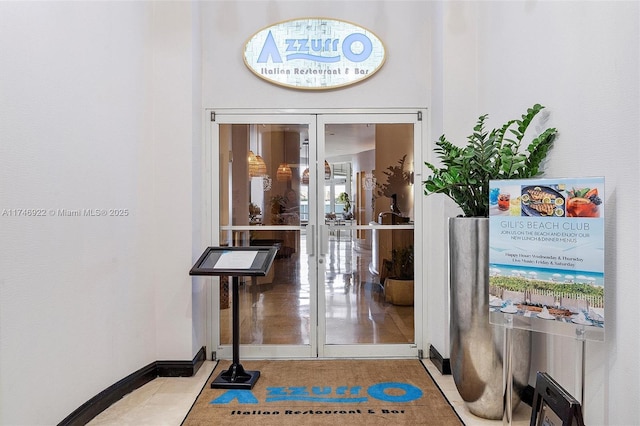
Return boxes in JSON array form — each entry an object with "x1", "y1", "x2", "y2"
[{"x1": 243, "y1": 18, "x2": 386, "y2": 90}]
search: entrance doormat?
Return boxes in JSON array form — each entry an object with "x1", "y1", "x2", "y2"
[{"x1": 181, "y1": 359, "x2": 463, "y2": 425}]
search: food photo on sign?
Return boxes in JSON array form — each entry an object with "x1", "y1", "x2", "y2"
[{"x1": 488, "y1": 177, "x2": 605, "y2": 329}]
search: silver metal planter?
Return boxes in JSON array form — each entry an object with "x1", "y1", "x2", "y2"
[{"x1": 449, "y1": 217, "x2": 531, "y2": 419}]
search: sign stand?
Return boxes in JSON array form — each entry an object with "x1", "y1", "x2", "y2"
[
  {"x1": 489, "y1": 176, "x2": 606, "y2": 424},
  {"x1": 190, "y1": 246, "x2": 278, "y2": 389},
  {"x1": 496, "y1": 313, "x2": 591, "y2": 424},
  {"x1": 502, "y1": 314, "x2": 514, "y2": 426},
  {"x1": 575, "y1": 326, "x2": 586, "y2": 404}
]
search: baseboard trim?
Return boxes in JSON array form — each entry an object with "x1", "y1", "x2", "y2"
[
  {"x1": 58, "y1": 346, "x2": 206, "y2": 426},
  {"x1": 57, "y1": 361, "x2": 157, "y2": 426},
  {"x1": 428, "y1": 344, "x2": 451, "y2": 375},
  {"x1": 157, "y1": 346, "x2": 207, "y2": 377}
]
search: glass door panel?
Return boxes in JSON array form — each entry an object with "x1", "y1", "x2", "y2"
[
  {"x1": 214, "y1": 116, "x2": 317, "y2": 359},
  {"x1": 317, "y1": 117, "x2": 419, "y2": 358},
  {"x1": 211, "y1": 112, "x2": 422, "y2": 360}
]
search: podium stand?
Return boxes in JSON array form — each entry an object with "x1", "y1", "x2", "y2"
[{"x1": 190, "y1": 246, "x2": 277, "y2": 389}]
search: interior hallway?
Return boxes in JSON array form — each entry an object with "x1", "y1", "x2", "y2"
[{"x1": 89, "y1": 233, "x2": 532, "y2": 424}]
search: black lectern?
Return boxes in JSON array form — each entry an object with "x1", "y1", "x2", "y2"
[{"x1": 190, "y1": 246, "x2": 277, "y2": 389}]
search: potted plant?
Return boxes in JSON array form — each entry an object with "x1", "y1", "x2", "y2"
[
  {"x1": 376, "y1": 154, "x2": 412, "y2": 216},
  {"x1": 382, "y1": 245, "x2": 414, "y2": 306},
  {"x1": 249, "y1": 202, "x2": 262, "y2": 225},
  {"x1": 423, "y1": 103, "x2": 557, "y2": 217},
  {"x1": 422, "y1": 104, "x2": 558, "y2": 419},
  {"x1": 336, "y1": 192, "x2": 353, "y2": 219},
  {"x1": 269, "y1": 195, "x2": 286, "y2": 225}
]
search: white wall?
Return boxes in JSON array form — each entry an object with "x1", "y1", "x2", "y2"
[
  {"x1": 0, "y1": 2, "x2": 203, "y2": 424},
  {"x1": 148, "y1": 1, "x2": 200, "y2": 362},
  {"x1": 0, "y1": 1, "x2": 637, "y2": 425},
  {"x1": 201, "y1": 1, "x2": 432, "y2": 109},
  {"x1": 438, "y1": 2, "x2": 640, "y2": 424}
]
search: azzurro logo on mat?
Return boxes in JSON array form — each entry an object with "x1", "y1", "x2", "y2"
[
  {"x1": 243, "y1": 18, "x2": 386, "y2": 90},
  {"x1": 211, "y1": 382, "x2": 422, "y2": 405}
]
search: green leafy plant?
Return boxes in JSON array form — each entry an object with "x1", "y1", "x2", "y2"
[
  {"x1": 384, "y1": 245, "x2": 414, "y2": 280},
  {"x1": 249, "y1": 202, "x2": 262, "y2": 223},
  {"x1": 336, "y1": 192, "x2": 351, "y2": 212},
  {"x1": 376, "y1": 154, "x2": 412, "y2": 199},
  {"x1": 422, "y1": 104, "x2": 558, "y2": 217},
  {"x1": 269, "y1": 195, "x2": 286, "y2": 224}
]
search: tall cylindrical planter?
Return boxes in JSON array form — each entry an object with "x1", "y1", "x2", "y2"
[{"x1": 449, "y1": 217, "x2": 531, "y2": 419}]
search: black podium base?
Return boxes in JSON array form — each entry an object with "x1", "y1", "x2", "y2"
[{"x1": 210, "y1": 363, "x2": 260, "y2": 389}]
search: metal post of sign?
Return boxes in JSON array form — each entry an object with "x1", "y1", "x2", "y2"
[
  {"x1": 575, "y1": 326, "x2": 587, "y2": 404},
  {"x1": 502, "y1": 314, "x2": 514, "y2": 426}
]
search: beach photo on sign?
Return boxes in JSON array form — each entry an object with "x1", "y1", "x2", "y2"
[{"x1": 488, "y1": 265, "x2": 604, "y2": 327}]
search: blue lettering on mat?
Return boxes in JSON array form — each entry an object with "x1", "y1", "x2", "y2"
[
  {"x1": 367, "y1": 382, "x2": 423, "y2": 403},
  {"x1": 266, "y1": 395, "x2": 368, "y2": 403},
  {"x1": 266, "y1": 385, "x2": 365, "y2": 403},
  {"x1": 210, "y1": 382, "x2": 423, "y2": 405},
  {"x1": 210, "y1": 390, "x2": 259, "y2": 404}
]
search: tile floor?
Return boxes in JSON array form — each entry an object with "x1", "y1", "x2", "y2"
[
  {"x1": 220, "y1": 235, "x2": 416, "y2": 347},
  {"x1": 87, "y1": 359, "x2": 531, "y2": 425}
]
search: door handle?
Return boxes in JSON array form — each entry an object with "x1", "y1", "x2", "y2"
[
  {"x1": 307, "y1": 224, "x2": 315, "y2": 257},
  {"x1": 320, "y1": 224, "x2": 329, "y2": 256}
]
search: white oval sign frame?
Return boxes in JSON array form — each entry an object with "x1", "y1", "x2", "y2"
[{"x1": 243, "y1": 17, "x2": 386, "y2": 90}]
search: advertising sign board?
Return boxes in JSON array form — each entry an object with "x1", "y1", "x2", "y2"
[{"x1": 488, "y1": 177, "x2": 605, "y2": 333}]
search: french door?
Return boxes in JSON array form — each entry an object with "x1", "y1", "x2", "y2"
[{"x1": 208, "y1": 110, "x2": 424, "y2": 360}]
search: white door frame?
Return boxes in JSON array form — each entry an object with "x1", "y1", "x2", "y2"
[{"x1": 203, "y1": 108, "x2": 427, "y2": 360}]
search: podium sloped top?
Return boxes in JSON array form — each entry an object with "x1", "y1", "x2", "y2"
[{"x1": 189, "y1": 246, "x2": 278, "y2": 277}]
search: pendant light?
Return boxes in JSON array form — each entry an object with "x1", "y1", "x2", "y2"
[
  {"x1": 249, "y1": 144, "x2": 268, "y2": 177},
  {"x1": 276, "y1": 162, "x2": 292, "y2": 182},
  {"x1": 276, "y1": 139, "x2": 292, "y2": 182},
  {"x1": 248, "y1": 150, "x2": 259, "y2": 177}
]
